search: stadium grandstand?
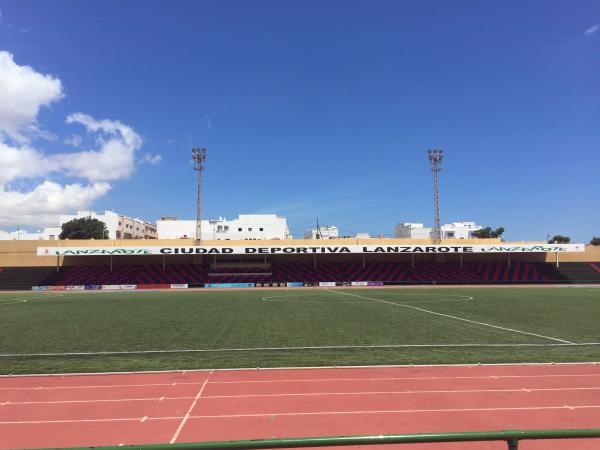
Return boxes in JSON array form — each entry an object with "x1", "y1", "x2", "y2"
[{"x1": 0, "y1": 238, "x2": 598, "y2": 290}]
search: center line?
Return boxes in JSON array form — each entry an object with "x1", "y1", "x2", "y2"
[
  {"x1": 169, "y1": 370, "x2": 213, "y2": 444},
  {"x1": 327, "y1": 289, "x2": 574, "y2": 344}
]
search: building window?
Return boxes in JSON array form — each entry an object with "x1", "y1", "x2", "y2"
[
  {"x1": 259, "y1": 227, "x2": 264, "y2": 231},
  {"x1": 224, "y1": 226, "x2": 229, "y2": 231},
  {"x1": 238, "y1": 228, "x2": 242, "y2": 232},
  {"x1": 248, "y1": 228, "x2": 252, "y2": 232},
  {"x1": 217, "y1": 225, "x2": 223, "y2": 232}
]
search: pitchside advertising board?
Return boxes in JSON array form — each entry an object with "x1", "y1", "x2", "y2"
[{"x1": 37, "y1": 244, "x2": 585, "y2": 257}]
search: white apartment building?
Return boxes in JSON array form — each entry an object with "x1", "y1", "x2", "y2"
[
  {"x1": 156, "y1": 214, "x2": 292, "y2": 240},
  {"x1": 304, "y1": 225, "x2": 339, "y2": 240},
  {"x1": 57, "y1": 211, "x2": 157, "y2": 240},
  {"x1": 394, "y1": 223, "x2": 432, "y2": 239},
  {"x1": 395, "y1": 222, "x2": 482, "y2": 239}
]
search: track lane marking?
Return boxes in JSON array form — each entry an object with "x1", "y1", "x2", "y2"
[
  {"x1": 327, "y1": 289, "x2": 575, "y2": 344},
  {"x1": 3, "y1": 372, "x2": 600, "y2": 391},
  {"x1": 169, "y1": 371, "x2": 213, "y2": 444},
  {"x1": 2, "y1": 386, "x2": 600, "y2": 405},
  {"x1": 1, "y1": 405, "x2": 599, "y2": 425},
  {"x1": 210, "y1": 373, "x2": 600, "y2": 384}
]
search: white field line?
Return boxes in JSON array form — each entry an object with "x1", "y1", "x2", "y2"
[
  {"x1": 1, "y1": 405, "x2": 600, "y2": 425},
  {"x1": 0, "y1": 299, "x2": 28, "y2": 306},
  {"x1": 4, "y1": 386, "x2": 600, "y2": 406},
  {"x1": 169, "y1": 370, "x2": 213, "y2": 444},
  {"x1": 1, "y1": 361, "x2": 599, "y2": 379},
  {"x1": 327, "y1": 289, "x2": 574, "y2": 344},
  {"x1": 261, "y1": 293, "x2": 474, "y2": 305},
  {"x1": 3, "y1": 342, "x2": 600, "y2": 359}
]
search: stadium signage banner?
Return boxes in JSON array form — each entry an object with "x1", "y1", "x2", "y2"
[{"x1": 38, "y1": 243, "x2": 585, "y2": 256}]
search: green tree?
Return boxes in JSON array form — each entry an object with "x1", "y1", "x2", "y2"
[
  {"x1": 472, "y1": 227, "x2": 504, "y2": 239},
  {"x1": 59, "y1": 217, "x2": 109, "y2": 240},
  {"x1": 590, "y1": 237, "x2": 600, "y2": 246},
  {"x1": 550, "y1": 235, "x2": 570, "y2": 244}
]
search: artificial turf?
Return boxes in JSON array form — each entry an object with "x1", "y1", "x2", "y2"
[{"x1": 1, "y1": 287, "x2": 599, "y2": 374}]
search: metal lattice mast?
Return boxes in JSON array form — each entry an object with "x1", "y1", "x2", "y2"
[
  {"x1": 192, "y1": 147, "x2": 207, "y2": 244},
  {"x1": 428, "y1": 149, "x2": 444, "y2": 244}
]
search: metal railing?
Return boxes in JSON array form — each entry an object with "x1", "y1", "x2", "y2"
[{"x1": 49, "y1": 428, "x2": 600, "y2": 450}]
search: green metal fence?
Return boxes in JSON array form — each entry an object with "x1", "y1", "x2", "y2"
[{"x1": 48, "y1": 428, "x2": 600, "y2": 450}]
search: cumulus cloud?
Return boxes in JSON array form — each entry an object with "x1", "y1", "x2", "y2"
[
  {"x1": 0, "y1": 51, "x2": 63, "y2": 142},
  {"x1": 0, "y1": 51, "x2": 144, "y2": 227},
  {"x1": 585, "y1": 24, "x2": 599, "y2": 35},
  {"x1": 0, "y1": 181, "x2": 111, "y2": 228},
  {"x1": 139, "y1": 153, "x2": 162, "y2": 165}
]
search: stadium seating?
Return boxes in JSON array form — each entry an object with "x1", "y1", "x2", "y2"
[
  {"x1": 207, "y1": 266, "x2": 272, "y2": 284},
  {"x1": 468, "y1": 262, "x2": 548, "y2": 282},
  {"x1": 0, "y1": 267, "x2": 59, "y2": 290},
  {"x1": 7, "y1": 261, "x2": 599, "y2": 289},
  {"x1": 552, "y1": 262, "x2": 600, "y2": 284},
  {"x1": 52, "y1": 264, "x2": 209, "y2": 286},
  {"x1": 412, "y1": 263, "x2": 481, "y2": 282}
]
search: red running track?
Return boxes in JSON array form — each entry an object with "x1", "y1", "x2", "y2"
[{"x1": 1, "y1": 364, "x2": 600, "y2": 450}]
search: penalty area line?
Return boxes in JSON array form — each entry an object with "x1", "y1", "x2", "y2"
[{"x1": 327, "y1": 289, "x2": 575, "y2": 344}]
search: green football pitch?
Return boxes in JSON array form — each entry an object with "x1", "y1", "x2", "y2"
[{"x1": 1, "y1": 287, "x2": 599, "y2": 374}]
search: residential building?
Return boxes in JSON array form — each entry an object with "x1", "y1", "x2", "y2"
[
  {"x1": 58, "y1": 211, "x2": 157, "y2": 240},
  {"x1": 395, "y1": 222, "x2": 482, "y2": 239},
  {"x1": 156, "y1": 214, "x2": 292, "y2": 240},
  {"x1": 304, "y1": 225, "x2": 339, "y2": 240}
]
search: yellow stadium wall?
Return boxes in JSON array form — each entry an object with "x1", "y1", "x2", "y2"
[{"x1": 0, "y1": 238, "x2": 598, "y2": 268}]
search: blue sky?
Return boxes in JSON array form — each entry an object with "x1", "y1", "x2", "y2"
[{"x1": 0, "y1": 1, "x2": 598, "y2": 241}]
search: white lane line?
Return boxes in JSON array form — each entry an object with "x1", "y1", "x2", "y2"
[
  {"x1": 2, "y1": 386, "x2": 599, "y2": 405},
  {"x1": 0, "y1": 382, "x2": 204, "y2": 391},
  {"x1": 3, "y1": 341, "x2": 598, "y2": 358},
  {"x1": 169, "y1": 371, "x2": 213, "y2": 444},
  {"x1": 0, "y1": 396, "x2": 195, "y2": 405},
  {"x1": 0, "y1": 416, "x2": 182, "y2": 425},
  {"x1": 202, "y1": 386, "x2": 600, "y2": 399},
  {"x1": 327, "y1": 289, "x2": 574, "y2": 344},
  {"x1": 3, "y1": 373, "x2": 600, "y2": 391},
  {"x1": 1, "y1": 405, "x2": 598, "y2": 425},
  {"x1": 187, "y1": 405, "x2": 600, "y2": 419},
  {"x1": 211, "y1": 373, "x2": 600, "y2": 384}
]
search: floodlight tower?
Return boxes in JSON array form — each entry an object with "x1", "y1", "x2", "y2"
[
  {"x1": 428, "y1": 149, "x2": 444, "y2": 244},
  {"x1": 192, "y1": 147, "x2": 207, "y2": 244}
]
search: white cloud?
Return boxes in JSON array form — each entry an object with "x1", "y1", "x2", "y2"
[
  {"x1": 140, "y1": 153, "x2": 162, "y2": 165},
  {"x1": 51, "y1": 113, "x2": 142, "y2": 181},
  {"x1": 0, "y1": 51, "x2": 144, "y2": 227},
  {"x1": 64, "y1": 134, "x2": 83, "y2": 148},
  {"x1": 0, "y1": 51, "x2": 63, "y2": 142},
  {"x1": 0, "y1": 182, "x2": 111, "y2": 228},
  {"x1": 585, "y1": 24, "x2": 599, "y2": 35}
]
